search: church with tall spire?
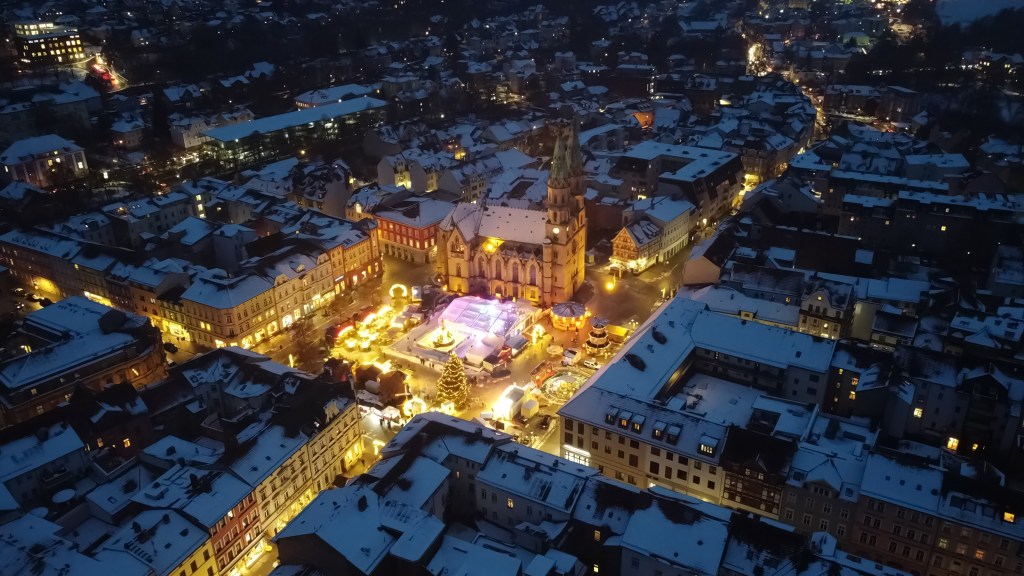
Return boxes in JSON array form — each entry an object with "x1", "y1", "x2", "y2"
[{"x1": 436, "y1": 118, "x2": 587, "y2": 306}]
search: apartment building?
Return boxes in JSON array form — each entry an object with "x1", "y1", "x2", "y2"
[
  {"x1": 799, "y1": 278, "x2": 855, "y2": 339},
  {"x1": 272, "y1": 412, "x2": 912, "y2": 576},
  {"x1": 0, "y1": 421, "x2": 89, "y2": 507},
  {"x1": 612, "y1": 196, "x2": 695, "y2": 274},
  {"x1": 130, "y1": 465, "x2": 262, "y2": 575},
  {"x1": 372, "y1": 196, "x2": 454, "y2": 263},
  {"x1": 11, "y1": 21, "x2": 86, "y2": 66},
  {"x1": 557, "y1": 298, "x2": 836, "y2": 516},
  {"x1": 102, "y1": 190, "x2": 210, "y2": 248},
  {"x1": 0, "y1": 134, "x2": 88, "y2": 188},
  {"x1": 282, "y1": 211, "x2": 382, "y2": 291},
  {"x1": 175, "y1": 272, "x2": 276, "y2": 349},
  {"x1": 0, "y1": 297, "x2": 165, "y2": 427},
  {"x1": 96, "y1": 510, "x2": 219, "y2": 576},
  {"x1": 610, "y1": 141, "x2": 744, "y2": 227}
]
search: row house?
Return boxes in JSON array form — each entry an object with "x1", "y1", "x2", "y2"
[
  {"x1": 130, "y1": 465, "x2": 262, "y2": 576},
  {"x1": 283, "y1": 212, "x2": 382, "y2": 290},
  {"x1": 799, "y1": 277, "x2": 855, "y2": 340},
  {"x1": 887, "y1": 347, "x2": 1024, "y2": 459}
]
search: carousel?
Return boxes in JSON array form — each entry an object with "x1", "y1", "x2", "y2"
[{"x1": 550, "y1": 301, "x2": 588, "y2": 331}]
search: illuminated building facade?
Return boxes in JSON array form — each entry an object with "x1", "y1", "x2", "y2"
[
  {"x1": 373, "y1": 196, "x2": 454, "y2": 263},
  {"x1": 436, "y1": 119, "x2": 586, "y2": 306},
  {"x1": 12, "y1": 21, "x2": 87, "y2": 66},
  {"x1": 203, "y1": 98, "x2": 386, "y2": 170},
  {"x1": 0, "y1": 134, "x2": 88, "y2": 189}
]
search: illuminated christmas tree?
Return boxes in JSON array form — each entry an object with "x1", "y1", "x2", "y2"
[{"x1": 436, "y1": 352, "x2": 469, "y2": 407}]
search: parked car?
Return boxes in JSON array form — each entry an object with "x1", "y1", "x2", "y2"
[
  {"x1": 25, "y1": 293, "x2": 40, "y2": 302},
  {"x1": 11, "y1": 287, "x2": 25, "y2": 296},
  {"x1": 163, "y1": 342, "x2": 179, "y2": 353},
  {"x1": 540, "y1": 414, "x2": 552, "y2": 429},
  {"x1": 581, "y1": 358, "x2": 601, "y2": 370}
]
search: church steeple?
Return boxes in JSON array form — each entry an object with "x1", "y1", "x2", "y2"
[
  {"x1": 565, "y1": 121, "x2": 584, "y2": 184},
  {"x1": 548, "y1": 130, "x2": 571, "y2": 190},
  {"x1": 547, "y1": 120, "x2": 577, "y2": 227}
]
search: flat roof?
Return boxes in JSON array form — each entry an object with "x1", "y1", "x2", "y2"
[{"x1": 204, "y1": 98, "x2": 386, "y2": 142}]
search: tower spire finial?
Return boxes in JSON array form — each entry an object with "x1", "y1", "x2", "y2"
[{"x1": 549, "y1": 129, "x2": 570, "y2": 189}]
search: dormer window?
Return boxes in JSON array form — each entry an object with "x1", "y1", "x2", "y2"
[
  {"x1": 699, "y1": 435, "x2": 719, "y2": 456},
  {"x1": 605, "y1": 410, "x2": 618, "y2": 425},
  {"x1": 666, "y1": 425, "x2": 681, "y2": 445},
  {"x1": 618, "y1": 411, "x2": 633, "y2": 430},
  {"x1": 632, "y1": 415, "x2": 645, "y2": 433}
]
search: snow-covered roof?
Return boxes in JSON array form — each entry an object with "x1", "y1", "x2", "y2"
[
  {"x1": 618, "y1": 487, "x2": 730, "y2": 574},
  {"x1": 85, "y1": 464, "x2": 160, "y2": 518},
  {"x1": 96, "y1": 510, "x2": 208, "y2": 576},
  {"x1": 0, "y1": 134, "x2": 81, "y2": 164},
  {"x1": 294, "y1": 84, "x2": 375, "y2": 106},
  {"x1": 691, "y1": 310, "x2": 836, "y2": 372},
  {"x1": 205, "y1": 98, "x2": 386, "y2": 142},
  {"x1": 131, "y1": 465, "x2": 252, "y2": 529},
  {"x1": 370, "y1": 454, "x2": 450, "y2": 510},
  {"x1": 478, "y1": 443, "x2": 596, "y2": 514},
  {"x1": 142, "y1": 435, "x2": 223, "y2": 467},
  {"x1": 624, "y1": 217, "x2": 661, "y2": 247},
  {"x1": 859, "y1": 454, "x2": 942, "y2": 515},
  {"x1": 229, "y1": 425, "x2": 308, "y2": 487},
  {"x1": 0, "y1": 422, "x2": 83, "y2": 483},
  {"x1": 273, "y1": 484, "x2": 445, "y2": 572},
  {"x1": 180, "y1": 272, "x2": 274, "y2": 309},
  {"x1": 627, "y1": 196, "x2": 695, "y2": 224},
  {"x1": 0, "y1": 297, "x2": 148, "y2": 393},
  {"x1": 0, "y1": 515, "x2": 107, "y2": 576},
  {"x1": 689, "y1": 286, "x2": 800, "y2": 327},
  {"x1": 374, "y1": 197, "x2": 455, "y2": 228}
]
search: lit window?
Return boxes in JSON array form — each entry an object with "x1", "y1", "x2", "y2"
[
  {"x1": 507, "y1": 498, "x2": 514, "y2": 509},
  {"x1": 848, "y1": 391, "x2": 856, "y2": 400},
  {"x1": 940, "y1": 225, "x2": 947, "y2": 232},
  {"x1": 123, "y1": 437, "x2": 131, "y2": 448},
  {"x1": 947, "y1": 437, "x2": 959, "y2": 451},
  {"x1": 1004, "y1": 512, "x2": 1015, "y2": 523},
  {"x1": 913, "y1": 408, "x2": 923, "y2": 418},
  {"x1": 593, "y1": 530, "x2": 601, "y2": 542}
]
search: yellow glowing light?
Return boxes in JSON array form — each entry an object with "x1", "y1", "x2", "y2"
[
  {"x1": 403, "y1": 396, "x2": 427, "y2": 417},
  {"x1": 494, "y1": 396, "x2": 514, "y2": 420}
]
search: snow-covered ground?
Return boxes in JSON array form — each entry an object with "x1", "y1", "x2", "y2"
[{"x1": 936, "y1": 0, "x2": 1024, "y2": 25}]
